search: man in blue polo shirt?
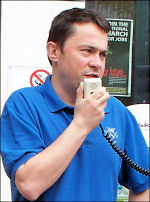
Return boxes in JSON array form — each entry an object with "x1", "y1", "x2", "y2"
[{"x1": 1, "y1": 8, "x2": 149, "y2": 201}]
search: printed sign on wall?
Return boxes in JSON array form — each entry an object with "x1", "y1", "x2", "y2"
[
  {"x1": 127, "y1": 104, "x2": 149, "y2": 147},
  {"x1": 7, "y1": 66, "x2": 51, "y2": 97},
  {"x1": 30, "y1": 69, "x2": 50, "y2": 87},
  {"x1": 103, "y1": 19, "x2": 133, "y2": 97}
]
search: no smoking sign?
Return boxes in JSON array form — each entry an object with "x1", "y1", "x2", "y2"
[{"x1": 30, "y1": 69, "x2": 50, "y2": 87}]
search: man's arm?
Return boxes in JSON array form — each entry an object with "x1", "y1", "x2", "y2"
[
  {"x1": 128, "y1": 188, "x2": 150, "y2": 201},
  {"x1": 15, "y1": 83, "x2": 109, "y2": 201}
]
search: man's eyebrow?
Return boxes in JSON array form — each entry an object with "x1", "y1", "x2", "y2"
[
  {"x1": 100, "y1": 50, "x2": 108, "y2": 55},
  {"x1": 79, "y1": 44, "x2": 108, "y2": 53},
  {"x1": 79, "y1": 44, "x2": 98, "y2": 50}
]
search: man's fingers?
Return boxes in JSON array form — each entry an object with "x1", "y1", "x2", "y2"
[
  {"x1": 89, "y1": 87, "x2": 106, "y2": 100},
  {"x1": 97, "y1": 92, "x2": 110, "y2": 105},
  {"x1": 76, "y1": 82, "x2": 84, "y2": 102}
]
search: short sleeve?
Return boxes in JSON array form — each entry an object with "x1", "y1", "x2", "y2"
[
  {"x1": 118, "y1": 109, "x2": 150, "y2": 193},
  {"x1": 1, "y1": 90, "x2": 45, "y2": 182}
]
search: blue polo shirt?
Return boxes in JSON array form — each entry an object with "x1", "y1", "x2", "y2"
[{"x1": 1, "y1": 75, "x2": 149, "y2": 201}]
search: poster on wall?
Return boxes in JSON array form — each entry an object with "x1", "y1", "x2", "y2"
[{"x1": 103, "y1": 19, "x2": 133, "y2": 97}]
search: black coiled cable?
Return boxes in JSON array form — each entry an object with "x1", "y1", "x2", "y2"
[{"x1": 99, "y1": 124, "x2": 150, "y2": 177}]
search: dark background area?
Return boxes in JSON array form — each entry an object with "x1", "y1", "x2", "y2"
[{"x1": 86, "y1": 0, "x2": 149, "y2": 106}]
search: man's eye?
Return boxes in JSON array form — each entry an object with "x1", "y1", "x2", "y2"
[
  {"x1": 100, "y1": 52, "x2": 107, "y2": 58},
  {"x1": 82, "y1": 49, "x2": 92, "y2": 53}
]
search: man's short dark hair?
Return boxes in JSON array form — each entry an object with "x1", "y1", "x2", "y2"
[{"x1": 47, "y1": 8, "x2": 111, "y2": 63}]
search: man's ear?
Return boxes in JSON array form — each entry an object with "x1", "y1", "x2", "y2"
[{"x1": 46, "y1": 42, "x2": 60, "y2": 62}]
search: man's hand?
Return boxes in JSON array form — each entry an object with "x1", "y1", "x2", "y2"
[
  {"x1": 73, "y1": 82, "x2": 110, "y2": 134},
  {"x1": 129, "y1": 188, "x2": 150, "y2": 201}
]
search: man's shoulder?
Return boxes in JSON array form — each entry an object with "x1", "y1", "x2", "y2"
[
  {"x1": 10, "y1": 86, "x2": 41, "y2": 97},
  {"x1": 107, "y1": 96, "x2": 140, "y2": 122},
  {"x1": 108, "y1": 96, "x2": 126, "y2": 109},
  {"x1": 6, "y1": 86, "x2": 42, "y2": 106}
]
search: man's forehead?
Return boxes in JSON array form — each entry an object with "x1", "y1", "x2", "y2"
[
  {"x1": 74, "y1": 22, "x2": 107, "y2": 33},
  {"x1": 63, "y1": 23, "x2": 108, "y2": 49}
]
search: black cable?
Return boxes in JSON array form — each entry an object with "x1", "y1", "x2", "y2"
[{"x1": 99, "y1": 124, "x2": 150, "y2": 177}]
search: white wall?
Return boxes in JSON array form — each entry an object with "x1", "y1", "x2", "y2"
[{"x1": 1, "y1": 1, "x2": 85, "y2": 201}]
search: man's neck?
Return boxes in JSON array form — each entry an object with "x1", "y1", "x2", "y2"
[{"x1": 51, "y1": 75, "x2": 76, "y2": 106}]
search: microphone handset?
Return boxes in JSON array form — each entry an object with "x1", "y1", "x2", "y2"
[
  {"x1": 84, "y1": 77, "x2": 101, "y2": 98},
  {"x1": 83, "y1": 78, "x2": 150, "y2": 177}
]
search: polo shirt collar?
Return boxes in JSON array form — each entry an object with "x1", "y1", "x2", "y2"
[
  {"x1": 40, "y1": 75, "x2": 69, "y2": 113},
  {"x1": 40, "y1": 75, "x2": 110, "y2": 114}
]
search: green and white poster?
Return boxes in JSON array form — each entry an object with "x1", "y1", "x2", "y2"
[{"x1": 103, "y1": 19, "x2": 133, "y2": 97}]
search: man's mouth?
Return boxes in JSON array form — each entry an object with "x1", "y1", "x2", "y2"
[{"x1": 84, "y1": 74, "x2": 99, "y2": 78}]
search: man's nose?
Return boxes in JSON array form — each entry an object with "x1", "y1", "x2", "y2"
[{"x1": 88, "y1": 56, "x2": 102, "y2": 70}]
